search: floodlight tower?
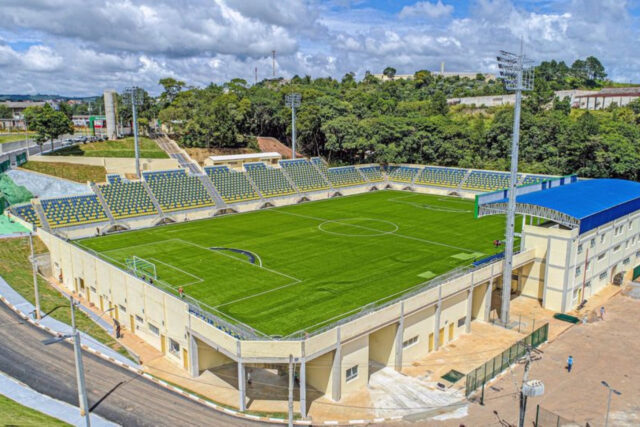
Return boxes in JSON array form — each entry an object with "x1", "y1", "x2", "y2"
[
  {"x1": 497, "y1": 43, "x2": 534, "y2": 326},
  {"x1": 124, "y1": 86, "x2": 144, "y2": 178},
  {"x1": 285, "y1": 93, "x2": 301, "y2": 159}
]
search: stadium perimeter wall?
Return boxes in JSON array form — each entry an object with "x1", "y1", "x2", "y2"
[
  {"x1": 29, "y1": 156, "x2": 179, "y2": 175},
  {"x1": 38, "y1": 224, "x2": 537, "y2": 404}
]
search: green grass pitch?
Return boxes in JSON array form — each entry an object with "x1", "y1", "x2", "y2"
[{"x1": 77, "y1": 191, "x2": 518, "y2": 336}]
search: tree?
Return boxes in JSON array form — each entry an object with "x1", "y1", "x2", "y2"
[
  {"x1": 584, "y1": 56, "x2": 606, "y2": 81},
  {"x1": 0, "y1": 104, "x2": 12, "y2": 119},
  {"x1": 158, "y1": 77, "x2": 186, "y2": 106},
  {"x1": 429, "y1": 91, "x2": 449, "y2": 115},
  {"x1": 25, "y1": 104, "x2": 73, "y2": 152},
  {"x1": 383, "y1": 67, "x2": 396, "y2": 80},
  {"x1": 58, "y1": 102, "x2": 73, "y2": 120}
]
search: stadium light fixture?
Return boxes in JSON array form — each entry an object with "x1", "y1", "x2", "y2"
[
  {"x1": 124, "y1": 86, "x2": 144, "y2": 178},
  {"x1": 496, "y1": 41, "x2": 534, "y2": 326},
  {"x1": 285, "y1": 93, "x2": 301, "y2": 160}
]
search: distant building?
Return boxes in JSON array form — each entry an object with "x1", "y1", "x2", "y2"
[
  {"x1": 0, "y1": 101, "x2": 47, "y2": 119},
  {"x1": 573, "y1": 87, "x2": 640, "y2": 110},
  {"x1": 373, "y1": 71, "x2": 496, "y2": 82}
]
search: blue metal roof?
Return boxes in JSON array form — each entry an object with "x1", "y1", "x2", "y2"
[{"x1": 490, "y1": 179, "x2": 640, "y2": 233}]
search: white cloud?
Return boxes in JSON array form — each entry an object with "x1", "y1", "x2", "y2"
[{"x1": 399, "y1": 1, "x2": 454, "y2": 19}]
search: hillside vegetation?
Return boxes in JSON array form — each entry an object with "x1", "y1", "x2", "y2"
[
  {"x1": 154, "y1": 56, "x2": 640, "y2": 180},
  {"x1": 50, "y1": 137, "x2": 168, "y2": 159}
]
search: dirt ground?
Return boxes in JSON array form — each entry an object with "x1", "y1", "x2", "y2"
[{"x1": 406, "y1": 290, "x2": 640, "y2": 427}]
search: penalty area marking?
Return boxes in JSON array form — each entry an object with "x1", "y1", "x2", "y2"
[{"x1": 148, "y1": 257, "x2": 204, "y2": 287}]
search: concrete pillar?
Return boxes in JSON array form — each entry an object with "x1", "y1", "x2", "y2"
[
  {"x1": 236, "y1": 341, "x2": 246, "y2": 411},
  {"x1": 465, "y1": 287, "x2": 473, "y2": 333},
  {"x1": 484, "y1": 278, "x2": 493, "y2": 321},
  {"x1": 433, "y1": 287, "x2": 442, "y2": 351},
  {"x1": 300, "y1": 342, "x2": 307, "y2": 418},
  {"x1": 394, "y1": 302, "x2": 404, "y2": 372},
  {"x1": 189, "y1": 334, "x2": 199, "y2": 377},
  {"x1": 331, "y1": 327, "x2": 341, "y2": 402},
  {"x1": 103, "y1": 90, "x2": 118, "y2": 140}
]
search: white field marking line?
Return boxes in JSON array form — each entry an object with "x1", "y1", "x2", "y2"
[
  {"x1": 317, "y1": 218, "x2": 398, "y2": 237},
  {"x1": 213, "y1": 278, "x2": 306, "y2": 309},
  {"x1": 174, "y1": 239, "x2": 303, "y2": 283},
  {"x1": 274, "y1": 209, "x2": 476, "y2": 253},
  {"x1": 148, "y1": 257, "x2": 204, "y2": 287},
  {"x1": 99, "y1": 238, "x2": 181, "y2": 256},
  {"x1": 387, "y1": 195, "x2": 472, "y2": 213}
]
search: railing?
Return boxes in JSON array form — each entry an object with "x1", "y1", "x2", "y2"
[{"x1": 465, "y1": 322, "x2": 549, "y2": 396}]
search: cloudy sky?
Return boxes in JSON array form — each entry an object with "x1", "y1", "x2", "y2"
[{"x1": 0, "y1": 0, "x2": 638, "y2": 96}]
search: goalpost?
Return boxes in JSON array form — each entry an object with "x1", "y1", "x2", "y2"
[{"x1": 126, "y1": 256, "x2": 157, "y2": 280}]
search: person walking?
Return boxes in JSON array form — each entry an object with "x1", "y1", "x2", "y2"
[
  {"x1": 600, "y1": 306, "x2": 605, "y2": 320},
  {"x1": 567, "y1": 355, "x2": 573, "y2": 373}
]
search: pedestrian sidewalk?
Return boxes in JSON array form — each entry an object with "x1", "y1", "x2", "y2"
[
  {"x1": 0, "y1": 371, "x2": 118, "y2": 427},
  {"x1": 0, "y1": 275, "x2": 139, "y2": 370}
]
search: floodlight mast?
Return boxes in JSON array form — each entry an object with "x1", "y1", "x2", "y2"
[
  {"x1": 125, "y1": 86, "x2": 143, "y2": 178},
  {"x1": 497, "y1": 42, "x2": 534, "y2": 326},
  {"x1": 285, "y1": 93, "x2": 301, "y2": 159}
]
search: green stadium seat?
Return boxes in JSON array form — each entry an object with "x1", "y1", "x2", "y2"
[
  {"x1": 415, "y1": 166, "x2": 466, "y2": 188},
  {"x1": 144, "y1": 170, "x2": 215, "y2": 212},
  {"x1": 244, "y1": 163, "x2": 295, "y2": 197},
  {"x1": 41, "y1": 195, "x2": 108, "y2": 228},
  {"x1": 99, "y1": 181, "x2": 158, "y2": 219},
  {"x1": 11, "y1": 203, "x2": 41, "y2": 227},
  {"x1": 280, "y1": 159, "x2": 329, "y2": 191},
  {"x1": 357, "y1": 165, "x2": 384, "y2": 183},
  {"x1": 205, "y1": 166, "x2": 260, "y2": 203}
]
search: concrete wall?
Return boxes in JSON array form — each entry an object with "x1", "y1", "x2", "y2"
[{"x1": 29, "y1": 155, "x2": 179, "y2": 176}]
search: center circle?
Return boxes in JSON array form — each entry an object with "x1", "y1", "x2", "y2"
[{"x1": 318, "y1": 218, "x2": 399, "y2": 237}]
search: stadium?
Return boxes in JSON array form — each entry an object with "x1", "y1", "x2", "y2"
[{"x1": 6, "y1": 156, "x2": 640, "y2": 417}]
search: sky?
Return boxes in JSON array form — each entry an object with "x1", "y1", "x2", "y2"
[{"x1": 0, "y1": 0, "x2": 638, "y2": 96}]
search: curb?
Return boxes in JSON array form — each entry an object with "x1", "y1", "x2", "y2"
[{"x1": 0, "y1": 294, "x2": 404, "y2": 426}]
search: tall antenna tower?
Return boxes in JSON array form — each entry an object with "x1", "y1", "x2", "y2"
[
  {"x1": 496, "y1": 41, "x2": 534, "y2": 326},
  {"x1": 272, "y1": 50, "x2": 276, "y2": 77},
  {"x1": 285, "y1": 93, "x2": 301, "y2": 159},
  {"x1": 255, "y1": 67, "x2": 258, "y2": 85},
  {"x1": 124, "y1": 86, "x2": 144, "y2": 178}
]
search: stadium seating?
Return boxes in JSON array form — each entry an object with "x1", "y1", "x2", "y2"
[
  {"x1": 358, "y1": 165, "x2": 385, "y2": 183},
  {"x1": 415, "y1": 166, "x2": 467, "y2": 188},
  {"x1": 245, "y1": 163, "x2": 295, "y2": 197},
  {"x1": 387, "y1": 165, "x2": 422, "y2": 183},
  {"x1": 462, "y1": 170, "x2": 511, "y2": 191},
  {"x1": 205, "y1": 166, "x2": 259, "y2": 203},
  {"x1": 144, "y1": 169, "x2": 215, "y2": 212},
  {"x1": 11, "y1": 203, "x2": 41, "y2": 227},
  {"x1": 41, "y1": 195, "x2": 108, "y2": 228},
  {"x1": 280, "y1": 159, "x2": 329, "y2": 192},
  {"x1": 326, "y1": 166, "x2": 366, "y2": 187},
  {"x1": 310, "y1": 157, "x2": 329, "y2": 175},
  {"x1": 99, "y1": 181, "x2": 157, "y2": 219},
  {"x1": 520, "y1": 174, "x2": 553, "y2": 186},
  {"x1": 106, "y1": 174, "x2": 123, "y2": 184}
]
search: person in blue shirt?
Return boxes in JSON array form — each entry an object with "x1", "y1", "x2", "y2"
[{"x1": 567, "y1": 355, "x2": 573, "y2": 373}]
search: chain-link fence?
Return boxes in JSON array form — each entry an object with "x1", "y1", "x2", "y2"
[
  {"x1": 535, "y1": 404, "x2": 583, "y2": 426},
  {"x1": 465, "y1": 322, "x2": 549, "y2": 396}
]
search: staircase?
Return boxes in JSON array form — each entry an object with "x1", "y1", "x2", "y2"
[
  {"x1": 198, "y1": 175, "x2": 226, "y2": 208},
  {"x1": 155, "y1": 136, "x2": 202, "y2": 174},
  {"x1": 457, "y1": 169, "x2": 473, "y2": 192},
  {"x1": 244, "y1": 173, "x2": 264, "y2": 200},
  {"x1": 31, "y1": 199, "x2": 50, "y2": 231},
  {"x1": 141, "y1": 180, "x2": 165, "y2": 217},
  {"x1": 91, "y1": 183, "x2": 116, "y2": 224}
]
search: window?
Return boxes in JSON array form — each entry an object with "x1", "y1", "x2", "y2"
[
  {"x1": 346, "y1": 365, "x2": 358, "y2": 382},
  {"x1": 585, "y1": 280, "x2": 591, "y2": 288},
  {"x1": 169, "y1": 338, "x2": 180, "y2": 355},
  {"x1": 601, "y1": 234, "x2": 606, "y2": 243},
  {"x1": 577, "y1": 244, "x2": 583, "y2": 254},
  {"x1": 599, "y1": 272, "x2": 608, "y2": 281},
  {"x1": 135, "y1": 315, "x2": 143, "y2": 323},
  {"x1": 614, "y1": 226, "x2": 622, "y2": 236},
  {"x1": 624, "y1": 257, "x2": 630, "y2": 265},
  {"x1": 148, "y1": 323, "x2": 159, "y2": 335},
  {"x1": 457, "y1": 317, "x2": 466, "y2": 327},
  {"x1": 629, "y1": 222, "x2": 633, "y2": 230},
  {"x1": 402, "y1": 336, "x2": 418, "y2": 349},
  {"x1": 637, "y1": 250, "x2": 640, "y2": 258},
  {"x1": 626, "y1": 240, "x2": 630, "y2": 249},
  {"x1": 598, "y1": 253, "x2": 606, "y2": 261},
  {"x1": 575, "y1": 266, "x2": 582, "y2": 277},
  {"x1": 90, "y1": 286, "x2": 97, "y2": 293},
  {"x1": 118, "y1": 304, "x2": 126, "y2": 313},
  {"x1": 590, "y1": 238, "x2": 596, "y2": 248},
  {"x1": 613, "y1": 245, "x2": 621, "y2": 253}
]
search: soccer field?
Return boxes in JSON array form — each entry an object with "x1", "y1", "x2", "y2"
[{"x1": 77, "y1": 191, "x2": 516, "y2": 337}]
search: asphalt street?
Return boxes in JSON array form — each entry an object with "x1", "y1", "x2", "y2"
[{"x1": 0, "y1": 302, "x2": 259, "y2": 426}]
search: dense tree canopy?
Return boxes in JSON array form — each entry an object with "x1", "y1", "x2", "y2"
[{"x1": 157, "y1": 57, "x2": 640, "y2": 181}]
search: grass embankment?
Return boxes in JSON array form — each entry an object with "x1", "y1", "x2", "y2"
[
  {"x1": 0, "y1": 134, "x2": 30, "y2": 144},
  {"x1": 0, "y1": 394, "x2": 70, "y2": 426},
  {"x1": 20, "y1": 161, "x2": 107, "y2": 183},
  {"x1": 0, "y1": 237, "x2": 130, "y2": 358},
  {"x1": 50, "y1": 137, "x2": 169, "y2": 158}
]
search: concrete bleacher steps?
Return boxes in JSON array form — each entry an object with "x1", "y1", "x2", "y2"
[
  {"x1": 144, "y1": 170, "x2": 216, "y2": 213},
  {"x1": 41, "y1": 195, "x2": 109, "y2": 229},
  {"x1": 141, "y1": 180, "x2": 165, "y2": 217},
  {"x1": 244, "y1": 163, "x2": 296, "y2": 198},
  {"x1": 280, "y1": 159, "x2": 330, "y2": 193},
  {"x1": 97, "y1": 181, "x2": 159, "y2": 220},
  {"x1": 91, "y1": 183, "x2": 116, "y2": 224},
  {"x1": 205, "y1": 166, "x2": 262, "y2": 203},
  {"x1": 197, "y1": 174, "x2": 227, "y2": 208}
]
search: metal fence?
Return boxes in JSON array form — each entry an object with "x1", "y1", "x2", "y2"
[
  {"x1": 465, "y1": 322, "x2": 549, "y2": 396},
  {"x1": 535, "y1": 404, "x2": 582, "y2": 427}
]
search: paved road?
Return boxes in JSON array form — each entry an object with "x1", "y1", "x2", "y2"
[{"x1": 0, "y1": 303, "x2": 257, "y2": 426}]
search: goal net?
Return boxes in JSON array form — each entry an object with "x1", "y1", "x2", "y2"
[{"x1": 126, "y1": 256, "x2": 157, "y2": 280}]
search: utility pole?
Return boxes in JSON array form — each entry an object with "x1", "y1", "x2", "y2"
[
  {"x1": 29, "y1": 233, "x2": 41, "y2": 320},
  {"x1": 518, "y1": 345, "x2": 543, "y2": 427},
  {"x1": 272, "y1": 50, "x2": 276, "y2": 78},
  {"x1": 601, "y1": 381, "x2": 621, "y2": 427},
  {"x1": 288, "y1": 354, "x2": 294, "y2": 427},
  {"x1": 285, "y1": 94, "x2": 301, "y2": 160},
  {"x1": 496, "y1": 42, "x2": 534, "y2": 325},
  {"x1": 255, "y1": 67, "x2": 258, "y2": 85}
]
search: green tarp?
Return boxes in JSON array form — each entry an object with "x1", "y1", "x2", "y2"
[{"x1": 0, "y1": 173, "x2": 33, "y2": 206}]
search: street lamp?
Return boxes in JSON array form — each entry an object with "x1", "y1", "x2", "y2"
[
  {"x1": 601, "y1": 381, "x2": 621, "y2": 427},
  {"x1": 42, "y1": 297, "x2": 91, "y2": 427},
  {"x1": 28, "y1": 233, "x2": 41, "y2": 320},
  {"x1": 496, "y1": 42, "x2": 534, "y2": 326},
  {"x1": 284, "y1": 93, "x2": 301, "y2": 159},
  {"x1": 123, "y1": 86, "x2": 144, "y2": 178}
]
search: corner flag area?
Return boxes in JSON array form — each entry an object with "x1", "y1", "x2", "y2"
[{"x1": 77, "y1": 191, "x2": 516, "y2": 337}]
